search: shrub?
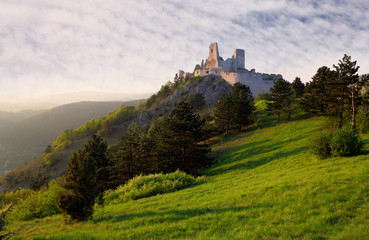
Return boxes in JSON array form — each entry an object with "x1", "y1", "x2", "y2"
[
  {"x1": 310, "y1": 132, "x2": 332, "y2": 159},
  {"x1": 44, "y1": 152, "x2": 64, "y2": 166},
  {"x1": 6, "y1": 179, "x2": 63, "y2": 222},
  {"x1": 330, "y1": 129, "x2": 364, "y2": 157},
  {"x1": 100, "y1": 170, "x2": 203, "y2": 206},
  {"x1": 310, "y1": 129, "x2": 364, "y2": 159},
  {"x1": 0, "y1": 188, "x2": 32, "y2": 208},
  {"x1": 255, "y1": 92, "x2": 271, "y2": 101}
]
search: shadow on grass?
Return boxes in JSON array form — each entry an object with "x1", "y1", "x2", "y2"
[
  {"x1": 35, "y1": 206, "x2": 263, "y2": 239},
  {"x1": 208, "y1": 134, "x2": 309, "y2": 176},
  {"x1": 92, "y1": 204, "x2": 268, "y2": 225},
  {"x1": 210, "y1": 146, "x2": 308, "y2": 176}
]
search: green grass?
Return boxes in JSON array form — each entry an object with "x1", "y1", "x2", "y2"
[{"x1": 5, "y1": 117, "x2": 369, "y2": 239}]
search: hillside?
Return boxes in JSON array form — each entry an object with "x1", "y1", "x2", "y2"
[
  {"x1": 5, "y1": 115, "x2": 369, "y2": 239},
  {"x1": 0, "y1": 75, "x2": 232, "y2": 190},
  {"x1": 0, "y1": 100, "x2": 142, "y2": 174}
]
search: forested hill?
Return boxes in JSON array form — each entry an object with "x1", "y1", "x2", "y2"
[
  {"x1": 0, "y1": 100, "x2": 142, "y2": 174},
  {"x1": 0, "y1": 75, "x2": 232, "y2": 190}
]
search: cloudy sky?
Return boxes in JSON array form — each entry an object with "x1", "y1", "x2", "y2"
[{"x1": 0, "y1": 0, "x2": 368, "y2": 108}]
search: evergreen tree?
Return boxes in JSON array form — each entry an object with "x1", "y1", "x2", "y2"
[
  {"x1": 357, "y1": 74, "x2": 369, "y2": 132},
  {"x1": 329, "y1": 54, "x2": 360, "y2": 129},
  {"x1": 301, "y1": 66, "x2": 335, "y2": 116},
  {"x1": 151, "y1": 102, "x2": 211, "y2": 173},
  {"x1": 189, "y1": 93, "x2": 206, "y2": 111},
  {"x1": 230, "y1": 83, "x2": 255, "y2": 132},
  {"x1": 84, "y1": 135, "x2": 113, "y2": 193},
  {"x1": 268, "y1": 78, "x2": 295, "y2": 121},
  {"x1": 291, "y1": 77, "x2": 305, "y2": 98},
  {"x1": 56, "y1": 149, "x2": 97, "y2": 221},
  {"x1": 56, "y1": 135, "x2": 111, "y2": 221},
  {"x1": 113, "y1": 122, "x2": 155, "y2": 186},
  {"x1": 214, "y1": 93, "x2": 233, "y2": 134}
]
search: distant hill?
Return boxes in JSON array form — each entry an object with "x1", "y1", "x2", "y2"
[
  {"x1": 0, "y1": 75, "x2": 232, "y2": 190},
  {"x1": 0, "y1": 100, "x2": 143, "y2": 174},
  {"x1": 0, "y1": 91, "x2": 152, "y2": 111},
  {"x1": 0, "y1": 109, "x2": 46, "y2": 128}
]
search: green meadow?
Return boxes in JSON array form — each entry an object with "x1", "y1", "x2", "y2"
[{"x1": 5, "y1": 116, "x2": 369, "y2": 239}]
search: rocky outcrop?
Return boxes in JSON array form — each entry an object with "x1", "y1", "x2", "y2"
[{"x1": 136, "y1": 75, "x2": 231, "y2": 126}]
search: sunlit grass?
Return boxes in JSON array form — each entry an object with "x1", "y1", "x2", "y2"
[{"x1": 6, "y1": 117, "x2": 369, "y2": 239}]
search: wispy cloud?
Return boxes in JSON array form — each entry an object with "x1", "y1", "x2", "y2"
[{"x1": 0, "y1": 0, "x2": 368, "y2": 102}]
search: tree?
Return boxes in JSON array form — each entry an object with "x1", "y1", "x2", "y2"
[
  {"x1": 230, "y1": 83, "x2": 255, "y2": 131},
  {"x1": 301, "y1": 66, "x2": 335, "y2": 116},
  {"x1": 29, "y1": 166, "x2": 48, "y2": 191},
  {"x1": 268, "y1": 78, "x2": 295, "y2": 121},
  {"x1": 56, "y1": 148, "x2": 97, "y2": 221},
  {"x1": 151, "y1": 101, "x2": 211, "y2": 173},
  {"x1": 189, "y1": 92, "x2": 206, "y2": 111},
  {"x1": 113, "y1": 122, "x2": 155, "y2": 186},
  {"x1": 84, "y1": 135, "x2": 113, "y2": 193},
  {"x1": 329, "y1": 54, "x2": 360, "y2": 129},
  {"x1": 357, "y1": 74, "x2": 369, "y2": 132},
  {"x1": 291, "y1": 77, "x2": 305, "y2": 98},
  {"x1": 56, "y1": 135, "x2": 111, "y2": 221},
  {"x1": 214, "y1": 93, "x2": 233, "y2": 134},
  {"x1": 214, "y1": 83, "x2": 255, "y2": 133}
]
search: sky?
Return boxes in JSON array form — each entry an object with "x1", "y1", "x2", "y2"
[{"x1": 0, "y1": 0, "x2": 369, "y2": 109}]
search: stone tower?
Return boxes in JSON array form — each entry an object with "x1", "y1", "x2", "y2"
[
  {"x1": 233, "y1": 49, "x2": 245, "y2": 70},
  {"x1": 206, "y1": 42, "x2": 220, "y2": 68}
]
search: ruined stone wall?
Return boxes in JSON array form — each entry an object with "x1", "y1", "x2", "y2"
[
  {"x1": 195, "y1": 67, "x2": 222, "y2": 77},
  {"x1": 220, "y1": 69, "x2": 281, "y2": 96},
  {"x1": 221, "y1": 57, "x2": 237, "y2": 72}
]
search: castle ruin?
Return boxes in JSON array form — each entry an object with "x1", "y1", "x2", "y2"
[{"x1": 178, "y1": 42, "x2": 282, "y2": 96}]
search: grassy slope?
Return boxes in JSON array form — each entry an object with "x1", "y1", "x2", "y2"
[{"x1": 6, "y1": 117, "x2": 369, "y2": 239}]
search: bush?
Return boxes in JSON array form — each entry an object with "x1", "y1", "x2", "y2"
[
  {"x1": 330, "y1": 129, "x2": 364, "y2": 157},
  {"x1": 44, "y1": 152, "x2": 64, "y2": 166},
  {"x1": 100, "y1": 170, "x2": 203, "y2": 206},
  {"x1": 6, "y1": 179, "x2": 63, "y2": 222},
  {"x1": 0, "y1": 188, "x2": 32, "y2": 208},
  {"x1": 310, "y1": 129, "x2": 364, "y2": 159},
  {"x1": 255, "y1": 92, "x2": 271, "y2": 101},
  {"x1": 56, "y1": 190, "x2": 87, "y2": 222},
  {"x1": 310, "y1": 132, "x2": 332, "y2": 159}
]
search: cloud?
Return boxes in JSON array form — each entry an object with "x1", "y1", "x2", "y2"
[{"x1": 0, "y1": 0, "x2": 368, "y2": 104}]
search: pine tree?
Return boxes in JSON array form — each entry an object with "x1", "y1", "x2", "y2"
[
  {"x1": 151, "y1": 102, "x2": 211, "y2": 173},
  {"x1": 329, "y1": 54, "x2": 360, "y2": 129},
  {"x1": 56, "y1": 135, "x2": 111, "y2": 221},
  {"x1": 56, "y1": 149, "x2": 97, "y2": 221},
  {"x1": 189, "y1": 93, "x2": 206, "y2": 111},
  {"x1": 301, "y1": 66, "x2": 335, "y2": 116},
  {"x1": 84, "y1": 135, "x2": 113, "y2": 193},
  {"x1": 214, "y1": 93, "x2": 233, "y2": 134},
  {"x1": 230, "y1": 83, "x2": 255, "y2": 132},
  {"x1": 268, "y1": 78, "x2": 295, "y2": 121},
  {"x1": 113, "y1": 122, "x2": 155, "y2": 186},
  {"x1": 291, "y1": 77, "x2": 305, "y2": 98}
]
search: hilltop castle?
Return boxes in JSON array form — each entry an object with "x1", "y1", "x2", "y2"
[{"x1": 178, "y1": 42, "x2": 282, "y2": 96}]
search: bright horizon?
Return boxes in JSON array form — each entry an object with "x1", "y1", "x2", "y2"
[{"x1": 1, "y1": 0, "x2": 369, "y2": 110}]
